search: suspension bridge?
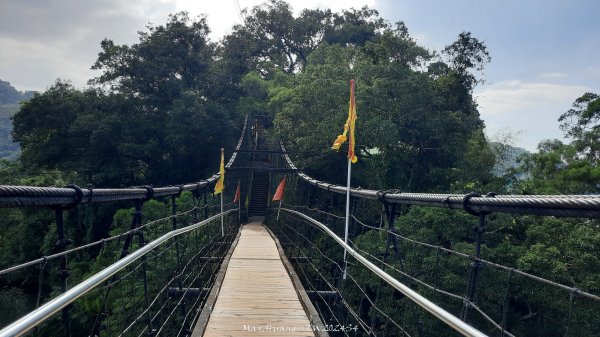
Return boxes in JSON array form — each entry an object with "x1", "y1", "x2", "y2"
[{"x1": 0, "y1": 115, "x2": 599, "y2": 337}]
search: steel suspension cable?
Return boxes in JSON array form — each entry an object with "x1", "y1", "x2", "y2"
[
  {"x1": 279, "y1": 208, "x2": 488, "y2": 337},
  {"x1": 280, "y1": 142, "x2": 600, "y2": 218}
]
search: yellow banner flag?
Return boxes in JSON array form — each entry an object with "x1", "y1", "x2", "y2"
[
  {"x1": 214, "y1": 148, "x2": 225, "y2": 194},
  {"x1": 332, "y1": 79, "x2": 357, "y2": 163}
]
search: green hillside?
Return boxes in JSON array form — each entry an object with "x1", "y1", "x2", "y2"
[
  {"x1": 0, "y1": 79, "x2": 34, "y2": 105},
  {"x1": 0, "y1": 104, "x2": 20, "y2": 160}
]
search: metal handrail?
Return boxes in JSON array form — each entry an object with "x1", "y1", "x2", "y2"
[
  {"x1": 280, "y1": 208, "x2": 488, "y2": 337},
  {"x1": 0, "y1": 209, "x2": 236, "y2": 337}
]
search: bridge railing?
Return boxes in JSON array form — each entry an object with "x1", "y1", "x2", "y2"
[
  {"x1": 0, "y1": 207, "x2": 239, "y2": 337},
  {"x1": 0, "y1": 116, "x2": 250, "y2": 337},
  {"x1": 0, "y1": 179, "x2": 246, "y2": 337},
  {"x1": 268, "y1": 143, "x2": 600, "y2": 337}
]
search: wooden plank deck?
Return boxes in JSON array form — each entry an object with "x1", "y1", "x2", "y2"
[{"x1": 201, "y1": 222, "x2": 315, "y2": 337}]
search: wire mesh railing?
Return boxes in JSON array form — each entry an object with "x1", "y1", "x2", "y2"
[
  {"x1": 0, "y1": 206, "x2": 239, "y2": 337},
  {"x1": 0, "y1": 116, "x2": 251, "y2": 337},
  {"x1": 268, "y1": 146, "x2": 600, "y2": 337}
]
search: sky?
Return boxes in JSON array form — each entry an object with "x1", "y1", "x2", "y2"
[{"x1": 1, "y1": 0, "x2": 598, "y2": 151}]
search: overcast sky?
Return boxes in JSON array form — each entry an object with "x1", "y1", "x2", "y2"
[{"x1": 1, "y1": 0, "x2": 598, "y2": 151}]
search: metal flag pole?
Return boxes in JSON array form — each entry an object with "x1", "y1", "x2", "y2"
[
  {"x1": 343, "y1": 157, "x2": 351, "y2": 279},
  {"x1": 277, "y1": 200, "x2": 283, "y2": 220},
  {"x1": 331, "y1": 78, "x2": 356, "y2": 281},
  {"x1": 220, "y1": 193, "x2": 224, "y2": 236},
  {"x1": 219, "y1": 147, "x2": 225, "y2": 237}
]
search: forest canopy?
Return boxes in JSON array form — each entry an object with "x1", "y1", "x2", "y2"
[
  {"x1": 7, "y1": 0, "x2": 598, "y2": 195},
  {"x1": 11, "y1": 0, "x2": 497, "y2": 193},
  {"x1": 1, "y1": 1, "x2": 599, "y2": 336}
]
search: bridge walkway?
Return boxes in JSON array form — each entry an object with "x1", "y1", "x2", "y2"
[{"x1": 193, "y1": 220, "x2": 317, "y2": 337}]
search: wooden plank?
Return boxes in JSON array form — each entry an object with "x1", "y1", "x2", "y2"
[{"x1": 199, "y1": 223, "x2": 316, "y2": 337}]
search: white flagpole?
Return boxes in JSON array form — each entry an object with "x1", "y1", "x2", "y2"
[
  {"x1": 220, "y1": 193, "x2": 224, "y2": 236},
  {"x1": 277, "y1": 200, "x2": 282, "y2": 220},
  {"x1": 343, "y1": 157, "x2": 352, "y2": 279}
]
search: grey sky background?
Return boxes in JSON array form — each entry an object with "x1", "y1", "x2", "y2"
[{"x1": 1, "y1": 0, "x2": 598, "y2": 151}]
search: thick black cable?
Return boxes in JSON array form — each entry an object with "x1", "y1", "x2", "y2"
[{"x1": 280, "y1": 142, "x2": 600, "y2": 218}]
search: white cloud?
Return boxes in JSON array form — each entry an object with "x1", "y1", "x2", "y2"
[
  {"x1": 175, "y1": 0, "x2": 377, "y2": 39},
  {"x1": 475, "y1": 80, "x2": 592, "y2": 151},
  {"x1": 413, "y1": 33, "x2": 429, "y2": 45},
  {"x1": 0, "y1": 0, "x2": 377, "y2": 90},
  {"x1": 0, "y1": 37, "x2": 98, "y2": 91},
  {"x1": 539, "y1": 72, "x2": 567, "y2": 78},
  {"x1": 0, "y1": 0, "x2": 175, "y2": 90}
]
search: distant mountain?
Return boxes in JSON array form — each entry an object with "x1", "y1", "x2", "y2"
[
  {"x1": 0, "y1": 104, "x2": 20, "y2": 160},
  {"x1": 0, "y1": 79, "x2": 34, "y2": 160},
  {"x1": 0, "y1": 79, "x2": 34, "y2": 105},
  {"x1": 491, "y1": 142, "x2": 529, "y2": 176}
]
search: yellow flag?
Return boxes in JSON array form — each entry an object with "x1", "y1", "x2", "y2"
[
  {"x1": 214, "y1": 148, "x2": 225, "y2": 194},
  {"x1": 332, "y1": 79, "x2": 357, "y2": 163}
]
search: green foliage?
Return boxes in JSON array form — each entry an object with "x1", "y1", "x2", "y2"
[
  {"x1": 510, "y1": 93, "x2": 600, "y2": 194},
  {"x1": 2, "y1": 2, "x2": 599, "y2": 336},
  {"x1": 559, "y1": 92, "x2": 600, "y2": 156},
  {"x1": 442, "y1": 32, "x2": 491, "y2": 90},
  {"x1": 0, "y1": 105, "x2": 20, "y2": 160},
  {"x1": 273, "y1": 30, "x2": 492, "y2": 191},
  {"x1": 13, "y1": 14, "x2": 240, "y2": 187},
  {"x1": 91, "y1": 13, "x2": 213, "y2": 107},
  {"x1": 0, "y1": 161, "x2": 72, "y2": 272}
]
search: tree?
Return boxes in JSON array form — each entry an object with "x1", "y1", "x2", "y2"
[
  {"x1": 559, "y1": 92, "x2": 600, "y2": 161},
  {"x1": 512, "y1": 140, "x2": 598, "y2": 194},
  {"x1": 223, "y1": 1, "x2": 392, "y2": 77},
  {"x1": 224, "y1": 0, "x2": 331, "y2": 75},
  {"x1": 13, "y1": 81, "x2": 88, "y2": 175},
  {"x1": 511, "y1": 93, "x2": 600, "y2": 194},
  {"x1": 274, "y1": 25, "x2": 492, "y2": 192},
  {"x1": 323, "y1": 6, "x2": 387, "y2": 46},
  {"x1": 442, "y1": 32, "x2": 491, "y2": 90},
  {"x1": 13, "y1": 13, "x2": 241, "y2": 187},
  {"x1": 90, "y1": 12, "x2": 214, "y2": 109}
]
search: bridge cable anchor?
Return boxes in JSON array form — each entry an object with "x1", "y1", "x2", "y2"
[
  {"x1": 460, "y1": 191, "x2": 496, "y2": 321},
  {"x1": 140, "y1": 185, "x2": 154, "y2": 203},
  {"x1": 50, "y1": 184, "x2": 83, "y2": 337}
]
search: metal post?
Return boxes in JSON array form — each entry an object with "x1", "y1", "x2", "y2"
[
  {"x1": 376, "y1": 190, "x2": 402, "y2": 265},
  {"x1": 461, "y1": 212, "x2": 486, "y2": 321},
  {"x1": 203, "y1": 189, "x2": 208, "y2": 220},
  {"x1": 370, "y1": 196, "x2": 401, "y2": 332},
  {"x1": 55, "y1": 208, "x2": 71, "y2": 337},
  {"x1": 460, "y1": 192, "x2": 495, "y2": 321},
  {"x1": 382, "y1": 203, "x2": 401, "y2": 264},
  {"x1": 172, "y1": 195, "x2": 187, "y2": 321},
  {"x1": 220, "y1": 193, "x2": 224, "y2": 237},
  {"x1": 134, "y1": 199, "x2": 154, "y2": 336},
  {"x1": 342, "y1": 158, "x2": 351, "y2": 279}
]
